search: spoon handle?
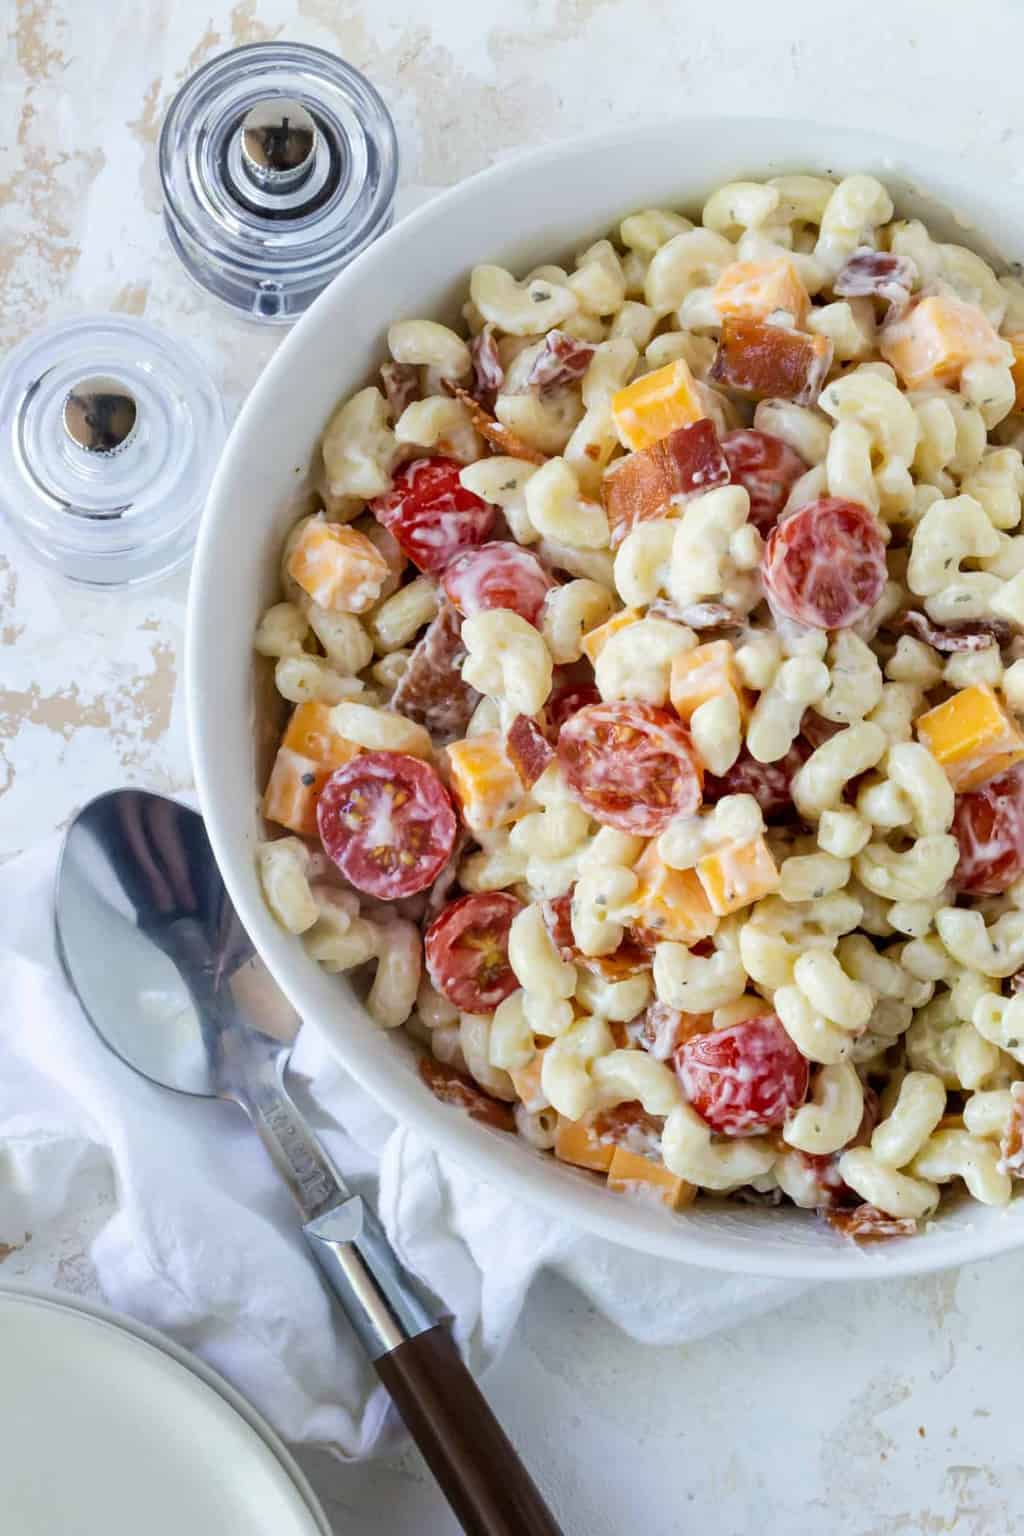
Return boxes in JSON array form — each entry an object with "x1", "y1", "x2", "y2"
[{"x1": 305, "y1": 1205, "x2": 562, "y2": 1536}]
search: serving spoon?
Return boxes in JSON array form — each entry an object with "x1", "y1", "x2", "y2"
[{"x1": 55, "y1": 788, "x2": 561, "y2": 1536}]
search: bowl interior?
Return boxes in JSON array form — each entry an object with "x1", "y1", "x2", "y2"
[{"x1": 188, "y1": 116, "x2": 1024, "y2": 1279}]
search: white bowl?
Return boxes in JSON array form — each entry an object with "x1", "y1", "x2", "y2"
[{"x1": 188, "y1": 116, "x2": 1024, "y2": 1279}]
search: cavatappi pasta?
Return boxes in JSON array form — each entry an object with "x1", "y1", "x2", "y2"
[{"x1": 255, "y1": 172, "x2": 1024, "y2": 1241}]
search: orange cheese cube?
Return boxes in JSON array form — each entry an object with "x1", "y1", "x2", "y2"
[
  {"x1": 670, "y1": 640, "x2": 749, "y2": 724},
  {"x1": 554, "y1": 1115, "x2": 615, "y2": 1173},
  {"x1": 263, "y1": 703, "x2": 360, "y2": 836},
  {"x1": 262, "y1": 748, "x2": 326, "y2": 838},
  {"x1": 1007, "y1": 333, "x2": 1024, "y2": 412},
  {"x1": 286, "y1": 518, "x2": 390, "y2": 613},
  {"x1": 445, "y1": 731, "x2": 527, "y2": 833},
  {"x1": 283, "y1": 701, "x2": 360, "y2": 768},
  {"x1": 631, "y1": 843, "x2": 719, "y2": 945},
  {"x1": 611, "y1": 359, "x2": 704, "y2": 452},
  {"x1": 579, "y1": 607, "x2": 641, "y2": 665},
  {"x1": 696, "y1": 836, "x2": 780, "y2": 916},
  {"x1": 712, "y1": 257, "x2": 810, "y2": 327},
  {"x1": 915, "y1": 684, "x2": 1024, "y2": 790},
  {"x1": 880, "y1": 295, "x2": 1009, "y2": 390},
  {"x1": 510, "y1": 1050, "x2": 549, "y2": 1112},
  {"x1": 606, "y1": 1146, "x2": 696, "y2": 1210}
]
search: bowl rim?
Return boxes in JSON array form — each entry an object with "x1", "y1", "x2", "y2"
[{"x1": 187, "y1": 115, "x2": 1024, "y2": 1280}]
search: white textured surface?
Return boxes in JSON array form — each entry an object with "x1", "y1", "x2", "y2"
[{"x1": 6, "y1": 0, "x2": 1024, "y2": 1529}]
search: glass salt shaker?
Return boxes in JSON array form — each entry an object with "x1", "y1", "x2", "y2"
[
  {"x1": 159, "y1": 41, "x2": 399, "y2": 323},
  {"x1": 0, "y1": 316, "x2": 225, "y2": 587}
]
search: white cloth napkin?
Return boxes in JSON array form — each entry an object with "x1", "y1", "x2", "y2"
[{"x1": 0, "y1": 830, "x2": 804, "y2": 1458}]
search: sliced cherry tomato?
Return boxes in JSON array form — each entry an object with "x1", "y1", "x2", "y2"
[
  {"x1": 674, "y1": 1014, "x2": 809, "y2": 1136},
  {"x1": 721, "y1": 428, "x2": 806, "y2": 535},
  {"x1": 425, "y1": 891, "x2": 523, "y2": 1013},
  {"x1": 317, "y1": 751, "x2": 457, "y2": 899},
  {"x1": 370, "y1": 456, "x2": 495, "y2": 574},
  {"x1": 442, "y1": 542, "x2": 555, "y2": 624},
  {"x1": 704, "y1": 740, "x2": 810, "y2": 820},
  {"x1": 951, "y1": 763, "x2": 1024, "y2": 894},
  {"x1": 547, "y1": 682, "x2": 601, "y2": 737},
  {"x1": 762, "y1": 496, "x2": 888, "y2": 629},
  {"x1": 558, "y1": 701, "x2": 703, "y2": 835}
]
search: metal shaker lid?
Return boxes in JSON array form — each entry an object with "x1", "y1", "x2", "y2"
[
  {"x1": 159, "y1": 42, "x2": 399, "y2": 324},
  {"x1": 0, "y1": 316, "x2": 224, "y2": 588}
]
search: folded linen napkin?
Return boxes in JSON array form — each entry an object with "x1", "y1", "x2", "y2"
[{"x1": 0, "y1": 830, "x2": 804, "y2": 1457}]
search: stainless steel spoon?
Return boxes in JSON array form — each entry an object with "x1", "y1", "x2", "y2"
[{"x1": 55, "y1": 788, "x2": 561, "y2": 1536}]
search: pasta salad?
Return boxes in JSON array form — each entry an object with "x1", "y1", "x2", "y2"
[{"x1": 255, "y1": 171, "x2": 1024, "y2": 1242}]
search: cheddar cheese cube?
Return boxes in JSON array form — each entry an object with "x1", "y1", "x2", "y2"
[
  {"x1": 606, "y1": 1145, "x2": 696, "y2": 1210},
  {"x1": 915, "y1": 683, "x2": 1024, "y2": 790},
  {"x1": 283, "y1": 701, "x2": 361, "y2": 767},
  {"x1": 263, "y1": 703, "x2": 360, "y2": 836},
  {"x1": 696, "y1": 836, "x2": 780, "y2": 916},
  {"x1": 711, "y1": 257, "x2": 810, "y2": 327},
  {"x1": 554, "y1": 1114, "x2": 615, "y2": 1173},
  {"x1": 631, "y1": 843, "x2": 719, "y2": 945},
  {"x1": 445, "y1": 731, "x2": 527, "y2": 833},
  {"x1": 510, "y1": 1050, "x2": 549, "y2": 1112},
  {"x1": 670, "y1": 640, "x2": 749, "y2": 724},
  {"x1": 880, "y1": 295, "x2": 1009, "y2": 390},
  {"x1": 287, "y1": 518, "x2": 390, "y2": 613},
  {"x1": 1007, "y1": 333, "x2": 1024, "y2": 413},
  {"x1": 611, "y1": 359, "x2": 705, "y2": 452},
  {"x1": 262, "y1": 748, "x2": 327, "y2": 838},
  {"x1": 579, "y1": 607, "x2": 642, "y2": 665}
]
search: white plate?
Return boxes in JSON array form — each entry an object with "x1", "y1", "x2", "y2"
[
  {"x1": 0, "y1": 1287, "x2": 330, "y2": 1536},
  {"x1": 188, "y1": 116, "x2": 1024, "y2": 1278}
]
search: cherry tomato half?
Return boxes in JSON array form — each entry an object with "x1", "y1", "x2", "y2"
[
  {"x1": 675, "y1": 1014, "x2": 809, "y2": 1136},
  {"x1": 370, "y1": 456, "x2": 495, "y2": 574},
  {"x1": 317, "y1": 751, "x2": 457, "y2": 899},
  {"x1": 425, "y1": 891, "x2": 524, "y2": 1013}
]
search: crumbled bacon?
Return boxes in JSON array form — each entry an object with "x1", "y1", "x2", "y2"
[
  {"x1": 540, "y1": 892, "x2": 576, "y2": 960},
  {"x1": 630, "y1": 1001, "x2": 712, "y2": 1059},
  {"x1": 799, "y1": 711, "x2": 845, "y2": 749},
  {"x1": 380, "y1": 361, "x2": 420, "y2": 419},
  {"x1": 390, "y1": 601, "x2": 480, "y2": 742},
  {"x1": 648, "y1": 597, "x2": 738, "y2": 629},
  {"x1": 895, "y1": 610, "x2": 1014, "y2": 652},
  {"x1": 825, "y1": 1204, "x2": 918, "y2": 1243},
  {"x1": 470, "y1": 324, "x2": 504, "y2": 410},
  {"x1": 833, "y1": 248, "x2": 917, "y2": 316},
  {"x1": 1000, "y1": 1085, "x2": 1024, "y2": 1175},
  {"x1": 710, "y1": 317, "x2": 833, "y2": 404},
  {"x1": 418, "y1": 1055, "x2": 515, "y2": 1131},
  {"x1": 592, "y1": 1100, "x2": 663, "y2": 1158},
  {"x1": 506, "y1": 714, "x2": 554, "y2": 787},
  {"x1": 526, "y1": 330, "x2": 596, "y2": 392},
  {"x1": 603, "y1": 418, "x2": 731, "y2": 547},
  {"x1": 449, "y1": 385, "x2": 546, "y2": 464}
]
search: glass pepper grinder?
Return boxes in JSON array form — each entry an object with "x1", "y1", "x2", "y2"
[
  {"x1": 0, "y1": 316, "x2": 225, "y2": 587},
  {"x1": 159, "y1": 41, "x2": 399, "y2": 323}
]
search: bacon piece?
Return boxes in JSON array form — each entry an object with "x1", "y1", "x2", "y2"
[
  {"x1": 799, "y1": 711, "x2": 845, "y2": 749},
  {"x1": 629, "y1": 1001, "x2": 712, "y2": 1059},
  {"x1": 380, "y1": 361, "x2": 420, "y2": 419},
  {"x1": 470, "y1": 324, "x2": 504, "y2": 410},
  {"x1": 575, "y1": 941, "x2": 651, "y2": 982},
  {"x1": 1000, "y1": 1086, "x2": 1024, "y2": 1174},
  {"x1": 390, "y1": 601, "x2": 480, "y2": 743},
  {"x1": 833, "y1": 248, "x2": 917, "y2": 314},
  {"x1": 825, "y1": 1204, "x2": 918, "y2": 1243},
  {"x1": 419, "y1": 1055, "x2": 515, "y2": 1131},
  {"x1": 602, "y1": 418, "x2": 731, "y2": 548},
  {"x1": 506, "y1": 714, "x2": 554, "y2": 787},
  {"x1": 647, "y1": 597, "x2": 737, "y2": 629},
  {"x1": 526, "y1": 330, "x2": 596, "y2": 392},
  {"x1": 895, "y1": 610, "x2": 1014, "y2": 653},
  {"x1": 704, "y1": 740, "x2": 810, "y2": 820},
  {"x1": 540, "y1": 892, "x2": 576, "y2": 960},
  {"x1": 591, "y1": 1101, "x2": 663, "y2": 1158},
  {"x1": 449, "y1": 385, "x2": 546, "y2": 464},
  {"x1": 710, "y1": 317, "x2": 833, "y2": 404}
]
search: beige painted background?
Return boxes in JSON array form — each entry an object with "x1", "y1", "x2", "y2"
[{"x1": 7, "y1": 1, "x2": 1024, "y2": 1531}]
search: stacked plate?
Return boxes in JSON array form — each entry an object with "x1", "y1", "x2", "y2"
[{"x1": 0, "y1": 1287, "x2": 330, "y2": 1535}]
